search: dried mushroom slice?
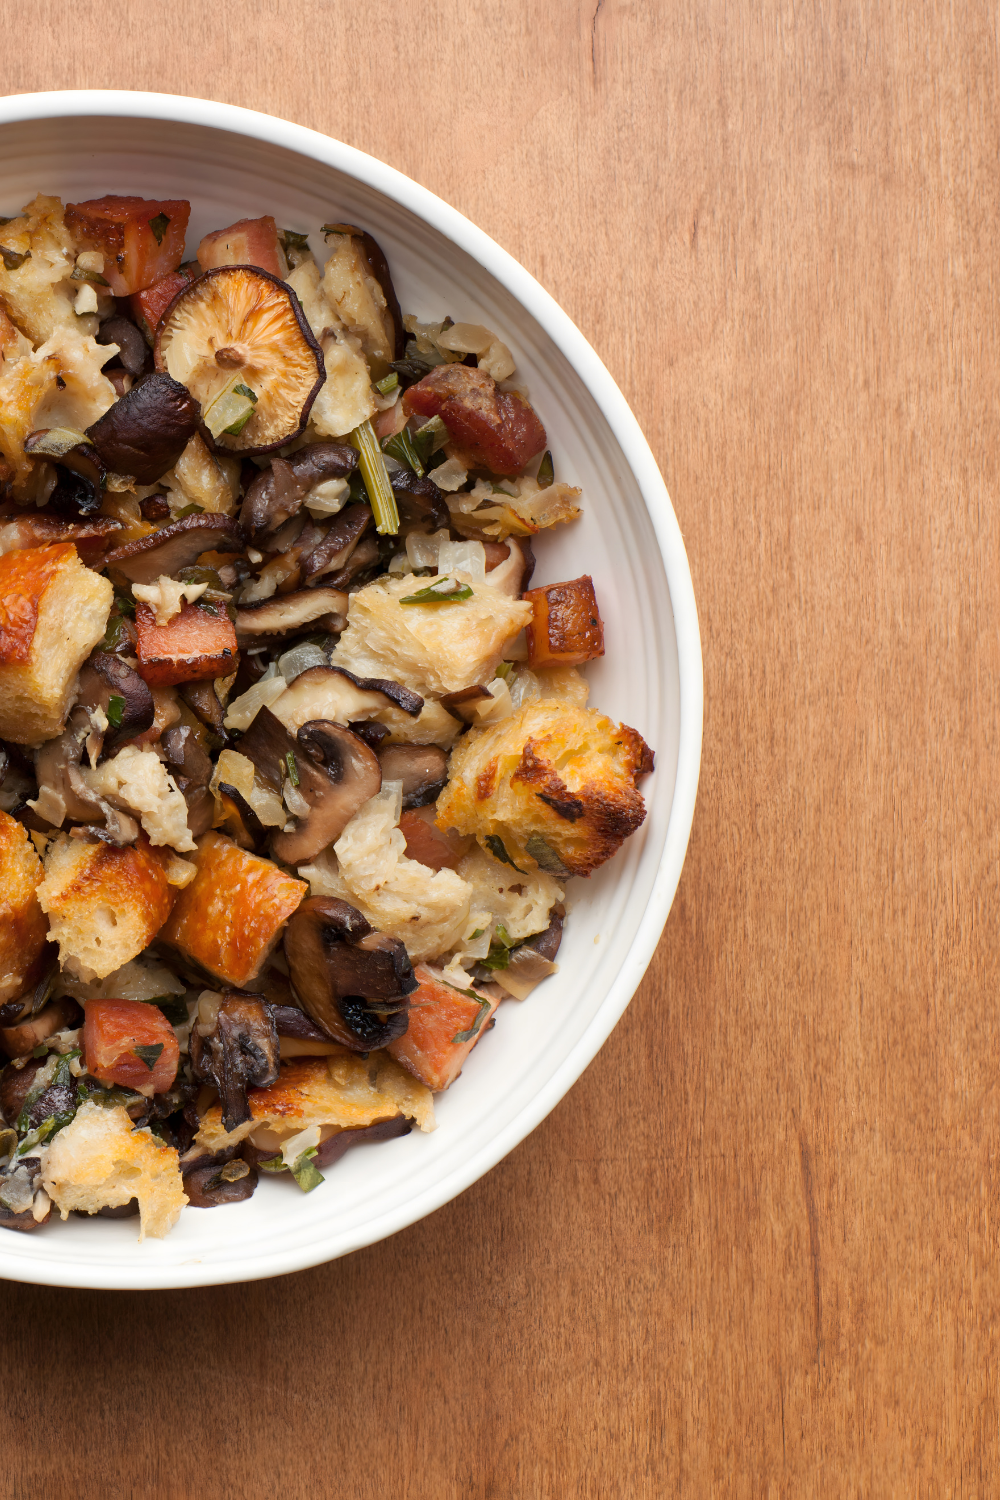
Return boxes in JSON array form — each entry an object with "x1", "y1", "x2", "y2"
[{"x1": 154, "y1": 266, "x2": 324, "y2": 456}]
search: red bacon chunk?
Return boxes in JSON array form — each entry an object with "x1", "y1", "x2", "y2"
[
  {"x1": 65, "y1": 196, "x2": 191, "y2": 296},
  {"x1": 402, "y1": 364, "x2": 546, "y2": 475},
  {"x1": 135, "y1": 600, "x2": 238, "y2": 687},
  {"x1": 83, "y1": 999, "x2": 180, "y2": 1095},
  {"x1": 130, "y1": 266, "x2": 196, "y2": 343}
]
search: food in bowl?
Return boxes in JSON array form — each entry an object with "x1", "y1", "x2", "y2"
[{"x1": 0, "y1": 192, "x2": 654, "y2": 1239}]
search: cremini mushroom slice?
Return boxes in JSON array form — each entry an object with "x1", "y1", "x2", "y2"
[
  {"x1": 234, "y1": 586, "x2": 349, "y2": 642},
  {"x1": 240, "y1": 440, "x2": 357, "y2": 542},
  {"x1": 85, "y1": 371, "x2": 200, "y2": 483},
  {"x1": 189, "y1": 992, "x2": 280, "y2": 1133},
  {"x1": 154, "y1": 266, "x2": 324, "y2": 455},
  {"x1": 103, "y1": 514, "x2": 244, "y2": 585},
  {"x1": 376, "y1": 744, "x2": 448, "y2": 808}
]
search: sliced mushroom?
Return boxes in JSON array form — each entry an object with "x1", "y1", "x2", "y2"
[
  {"x1": 300, "y1": 503, "x2": 371, "y2": 583},
  {"x1": 234, "y1": 586, "x2": 348, "y2": 641},
  {"x1": 155, "y1": 266, "x2": 325, "y2": 455},
  {"x1": 313, "y1": 1114, "x2": 411, "y2": 1169},
  {"x1": 491, "y1": 911, "x2": 564, "y2": 1001},
  {"x1": 86, "y1": 371, "x2": 200, "y2": 484},
  {"x1": 24, "y1": 429, "x2": 105, "y2": 516},
  {"x1": 97, "y1": 314, "x2": 151, "y2": 378},
  {"x1": 483, "y1": 536, "x2": 535, "y2": 597},
  {"x1": 438, "y1": 685, "x2": 494, "y2": 724},
  {"x1": 0, "y1": 1055, "x2": 46, "y2": 1123},
  {"x1": 0, "y1": 513, "x2": 123, "y2": 567},
  {"x1": 284, "y1": 896, "x2": 417, "y2": 1051},
  {"x1": 275, "y1": 719, "x2": 382, "y2": 864},
  {"x1": 0, "y1": 964, "x2": 57, "y2": 1032},
  {"x1": 377, "y1": 744, "x2": 448, "y2": 808},
  {"x1": 179, "y1": 678, "x2": 228, "y2": 739},
  {"x1": 104, "y1": 514, "x2": 244, "y2": 586},
  {"x1": 272, "y1": 665, "x2": 422, "y2": 733},
  {"x1": 183, "y1": 1149, "x2": 257, "y2": 1208},
  {"x1": 348, "y1": 721, "x2": 390, "y2": 752},
  {"x1": 77, "y1": 652, "x2": 155, "y2": 755},
  {"x1": 322, "y1": 534, "x2": 380, "y2": 591},
  {"x1": 214, "y1": 781, "x2": 266, "y2": 853},
  {"x1": 390, "y1": 468, "x2": 450, "y2": 531},
  {"x1": 240, "y1": 441, "x2": 357, "y2": 541},
  {"x1": 0, "y1": 998, "x2": 81, "y2": 1059},
  {"x1": 188, "y1": 993, "x2": 279, "y2": 1133},
  {"x1": 268, "y1": 1005, "x2": 333, "y2": 1043},
  {"x1": 320, "y1": 224, "x2": 406, "y2": 372},
  {"x1": 162, "y1": 722, "x2": 217, "y2": 838}
]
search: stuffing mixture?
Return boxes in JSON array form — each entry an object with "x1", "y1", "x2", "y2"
[{"x1": 0, "y1": 195, "x2": 654, "y2": 1238}]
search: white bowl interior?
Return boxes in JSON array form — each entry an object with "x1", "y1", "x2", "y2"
[{"x1": 0, "y1": 98, "x2": 700, "y2": 1288}]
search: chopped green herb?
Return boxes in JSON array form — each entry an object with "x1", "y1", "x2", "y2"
[
  {"x1": 526, "y1": 835, "x2": 571, "y2": 876},
  {"x1": 279, "y1": 228, "x2": 310, "y2": 252},
  {"x1": 257, "y1": 1156, "x2": 288, "y2": 1175},
  {"x1": 78, "y1": 1081, "x2": 143, "y2": 1111},
  {"x1": 536, "y1": 450, "x2": 554, "y2": 488},
  {"x1": 99, "y1": 614, "x2": 130, "y2": 653},
  {"x1": 173, "y1": 503, "x2": 204, "y2": 519},
  {"x1": 289, "y1": 1148, "x2": 325, "y2": 1193},
  {"x1": 16, "y1": 1117, "x2": 58, "y2": 1157},
  {"x1": 494, "y1": 661, "x2": 514, "y2": 680},
  {"x1": 469, "y1": 928, "x2": 486, "y2": 940},
  {"x1": 0, "y1": 246, "x2": 30, "y2": 272},
  {"x1": 320, "y1": 223, "x2": 348, "y2": 239},
  {"x1": 400, "y1": 578, "x2": 473, "y2": 605},
  {"x1": 0, "y1": 1127, "x2": 16, "y2": 1161},
  {"x1": 480, "y1": 922, "x2": 516, "y2": 972},
  {"x1": 348, "y1": 419, "x2": 400, "y2": 535},
  {"x1": 484, "y1": 835, "x2": 526, "y2": 872},
  {"x1": 381, "y1": 427, "x2": 425, "y2": 477},
  {"x1": 133, "y1": 1043, "x2": 164, "y2": 1072},
  {"x1": 375, "y1": 371, "x2": 399, "y2": 395},
  {"x1": 412, "y1": 415, "x2": 449, "y2": 465},
  {"x1": 285, "y1": 750, "x2": 300, "y2": 787},
  {"x1": 106, "y1": 694, "x2": 125, "y2": 728},
  {"x1": 30, "y1": 1044, "x2": 48, "y2": 1059},
  {"x1": 148, "y1": 213, "x2": 170, "y2": 245},
  {"x1": 113, "y1": 588, "x2": 136, "y2": 617},
  {"x1": 452, "y1": 996, "x2": 492, "y2": 1045},
  {"x1": 71, "y1": 264, "x2": 110, "y2": 287},
  {"x1": 148, "y1": 995, "x2": 189, "y2": 1026}
]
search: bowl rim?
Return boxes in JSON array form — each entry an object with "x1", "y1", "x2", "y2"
[{"x1": 0, "y1": 90, "x2": 703, "y2": 1289}]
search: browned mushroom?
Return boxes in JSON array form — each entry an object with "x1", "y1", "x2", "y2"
[
  {"x1": 86, "y1": 371, "x2": 201, "y2": 484},
  {"x1": 24, "y1": 428, "x2": 105, "y2": 494},
  {"x1": 321, "y1": 223, "x2": 406, "y2": 364},
  {"x1": 179, "y1": 678, "x2": 228, "y2": 739},
  {"x1": 214, "y1": 782, "x2": 266, "y2": 852},
  {"x1": 162, "y1": 721, "x2": 216, "y2": 838},
  {"x1": 0, "y1": 1056, "x2": 46, "y2": 1124},
  {"x1": 97, "y1": 314, "x2": 150, "y2": 378},
  {"x1": 300, "y1": 503, "x2": 371, "y2": 584},
  {"x1": 188, "y1": 993, "x2": 279, "y2": 1133},
  {"x1": 0, "y1": 1156, "x2": 50, "y2": 1232},
  {"x1": 273, "y1": 665, "x2": 422, "y2": 730},
  {"x1": 77, "y1": 652, "x2": 155, "y2": 754},
  {"x1": 234, "y1": 585, "x2": 348, "y2": 641},
  {"x1": 240, "y1": 441, "x2": 357, "y2": 541},
  {"x1": 103, "y1": 514, "x2": 245, "y2": 586},
  {"x1": 377, "y1": 744, "x2": 448, "y2": 808},
  {"x1": 483, "y1": 535, "x2": 535, "y2": 597},
  {"x1": 283, "y1": 896, "x2": 417, "y2": 1051},
  {"x1": 321, "y1": 534, "x2": 380, "y2": 592},
  {"x1": 390, "y1": 468, "x2": 449, "y2": 531},
  {"x1": 438, "y1": 685, "x2": 494, "y2": 724},
  {"x1": 0, "y1": 998, "x2": 81, "y2": 1059},
  {"x1": 182, "y1": 1147, "x2": 258, "y2": 1208},
  {"x1": 491, "y1": 911, "x2": 564, "y2": 1000},
  {"x1": 313, "y1": 1114, "x2": 411, "y2": 1168},
  {"x1": 0, "y1": 513, "x2": 123, "y2": 568},
  {"x1": 32, "y1": 704, "x2": 139, "y2": 842}
]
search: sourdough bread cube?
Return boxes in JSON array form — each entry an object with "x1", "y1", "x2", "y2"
[
  {"x1": 0, "y1": 542, "x2": 112, "y2": 744},
  {"x1": 0, "y1": 809, "x2": 50, "y2": 1004},
  {"x1": 37, "y1": 833, "x2": 174, "y2": 982},
  {"x1": 42, "y1": 1101, "x2": 187, "y2": 1239},
  {"x1": 158, "y1": 830, "x2": 307, "y2": 987}
]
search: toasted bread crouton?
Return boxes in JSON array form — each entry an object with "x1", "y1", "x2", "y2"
[
  {"x1": 331, "y1": 574, "x2": 531, "y2": 697},
  {"x1": 38, "y1": 833, "x2": 174, "y2": 981},
  {"x1": 81, "y1": 745, "x2": 195, "y2": 853},
  {"x1": 0, "y1": 543, "x2": 112, "y2": 744},
  {"x1": 42, "y1": 1101, "x2": 187, "y2": 1239},
  {"x1": 455, "y1": 844, "x2": 563, "y2": 943},
  {"x1": 286, "y1": 258, "x2": 375, "y2": 438},
  {"x1": 0, "y1": 194, "x2": 99, "y2": 345},
  {"x1": 134, "y1": 599, "x2": 238, "y2": 687},
  {"x1": 159, "y1": 831, "x2": 306, "y2": 986},
  {"x1": 0, "y1": 809, "x2": 50, "y2": 1004},
  {"x1": 436, "y1": 700, "x2": 654, "y2": 878},
  {"x1": 0, "y1": 327, "x2": 118, "y2": 500},
  {"x1": 194, "y1": 1052, "x2": 435, "y2": 1153},
  {"x1": 524, "y1": 575, "x2": 605, "y2": 669}
]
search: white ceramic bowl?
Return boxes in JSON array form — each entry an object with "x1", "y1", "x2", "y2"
[{"x1": 0, "y1": 91, "x2": 702, "y2": 1289}]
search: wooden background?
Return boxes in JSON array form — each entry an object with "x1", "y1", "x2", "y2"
[{"x1": 1, "y1": 2, "x2": 996, "y2": 1494}]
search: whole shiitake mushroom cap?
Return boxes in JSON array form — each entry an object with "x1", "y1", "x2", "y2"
[{"x1": 154, "y1": 265, "x2": 324, "y2": 455}]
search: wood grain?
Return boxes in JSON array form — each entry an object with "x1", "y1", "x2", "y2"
[{"x1": 1, "y1": 2, "x2": 997, "y2": 1493}]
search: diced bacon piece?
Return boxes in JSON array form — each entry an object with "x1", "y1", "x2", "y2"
[
  {"x1": 398, "y1": 811, "x2": 467, "y2": 871},
  {"x1": 159, "y1": 831, "x2": 307, "y2": 987},
  {"x1": 83, "y1": 998, "x2": 180, "y2": 1096},
  {"x1": 65, "y1": 196, "x2": 190, "y2": 296},
  {"x1": 197, "y1": 216, "x2": 286, "y2": 279},
  {"x1": 387, "y1": 966, "x2": 500, "y2": 1091},
  {"x1": 402, "y1": 364, "x2": 546, "y2": 476},
  {"x1": 524, "y1": 575, "x2": 605, "y2": 669},
  {"x1": 129, "y1": 266, "x2": 196, "y2": 343},
  {"x1": 134, "y1": 600, "x2": 238, "y2": 687}
]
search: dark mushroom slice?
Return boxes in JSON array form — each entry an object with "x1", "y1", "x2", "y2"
[
  {"x1": 0, "y1": 998, "x2": 82, "y2": 1059},
  {"x1": 86, "y1": 371, "x2": 200, "y2": 483},
  {"x1": 95, "y1": 1200, "x2": 141, "y2": 1219},
  {"x1": 155, "y1": 265, "x2": 325, "y2": 456},
  {"x1": 377, "y1": 744, "x2": 448, "y2": 808},
  {"x1": 213, "y1": 781, "x2": 266, "y2": 853},
  {"x1": 0, "y1": 513, "x2": 123, "y2": 567},
  {"x1": 0, "y1": 963, "x2": 58, "y2": 1031},
  {"x1": 24, "y1": 429, "x2": 105, "y2": 516},
  {"x1": 267, "y1": 1005, "x2": 335, "y2": 1043},
  {"x1": 179, "y1": 678, "x2": 228, "y2": 740},
  {"x1": 183, "y1": 1153, "x2": 257, "y2": 1208},
  {"x1": 77, "y1": 652, "x2": 155, "y2": 755},
  {"x1": 33, "y1": 704, "x2": 104, "y2": 824},
  {"x1": 438, "y1": 685, "x2": 494, "y2": 725},
  {"x1": 322, "y1": 534, "x2": 380, "y2": 592},
  {"x1": 97, "y1": 313, "x2": 151, "y2": 377},
  {"x1": 390, "y1": 468, "x2": 449, "y2": 531},
  {"x1": 283, "y1": 896, "x2": 417, "y2": 1051},
  {"x1": 104, "y1": 514, "x2": 245, "y2": 586},
  {"x1": 0, "y1": 1156, "x2": 49, "y2": 1232},
  {"x1": 273, "y1": 718, "x2": 382, "y2": 865},
  {"x1": 240, "y1": 441, "x2": 357, "y2": 541},
  {"x1": 274, "y1": 665, "x2": 423, "y2": 728},
  {"x1": 188, "y1": 993, "x2": 279, "y2": 1134},
  {"x1": 313, "y1": 1114, "x2": 411, "y2": 1169},
  {"x1": 492, "y1": 912, "x2": 564, "y2": 1000},
  {"x1": 321, "y1": 223, "x2": 406, "y2": 365},
  {"x1": 162, "y1": 722, "x2": 217, "y2": 838},
  {"x1": 234, "y1": 586, "x2": 348, "y2": 642},
  {"x1": 0, "y1": 1056, "x2": 46, "y2": 1124},
  {"x1": 348, "y1": 720, "x2": 390, "y2": 752},
  {"x1": 300, "y1": 503, "x2": 371, "y2": 584}
]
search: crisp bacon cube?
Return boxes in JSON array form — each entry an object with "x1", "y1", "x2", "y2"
[
  {"x1": 83, "y1": 999, "x2": 180, "y2": 1096},
  {"x1": 387, "y1": 966, "x2": 500, "y2": 1091},
  {"x1": 402, "y1": 364, "x2": 546, "y2": 475},
  {"x1": 129, "y1": 266, "x2": 196, "y2": 343},
  {"x1": 197, "y1": 216, "x2": 286, "y2": 278},
  {"x1": 524, "y1": 575, "x2": 605, "y2": 669},
  {"x1": 65, "y1": 196, "x2": 190, "y2": 296},
  {"x1": 135, "y1": 600, "x2": 238, "y2": 687},
  {"x1": 159, "y1": 831, "x2": 307, "y2": 987}
]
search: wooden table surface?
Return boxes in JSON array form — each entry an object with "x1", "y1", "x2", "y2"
[{"x1": 2, "y1": 3, "x2": 995, "y2": 1494}]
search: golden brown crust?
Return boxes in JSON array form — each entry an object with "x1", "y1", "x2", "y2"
[
  {"x1": 436, "y1": 700, "x2": 653, "y2": 878},
  {"x1": 158, "y1": 830, "x2": 307, "y2": 986},
  {"x1": 0, "y1": 809, "x2": 50, "y2": 1004},
  {"x1": 0, "y1": 543, "x2": 73, "y2": 664},
  {"x1": 38, "y1": 833, "x2": 174, "y2": 981},
  {"x1": 524, "y1": 575, "x2": 605, "y2": 669}
]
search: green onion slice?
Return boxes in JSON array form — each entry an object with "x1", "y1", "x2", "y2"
[
  {"x1": 375, "y1": 372, "x2": 399, "y2": 395},
  {"x1": 285, "y1": 750, "x2": 300, "y2": 787},
  {"x1": 400, "y1": 577, "x2": 473, "y2": 605},
  {"x1": 381, "y1": 427, "x2": 425, "y2": 477},
  {"x1": 348, "y1": 420, "x2": 400, "y2": 535}
]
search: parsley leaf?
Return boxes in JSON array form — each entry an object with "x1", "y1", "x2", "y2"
[
  {"x1": 133, "y1": 1043, "x2": 164, "y2": 1072},
  {"x1": 148, "y1": 213, "x2": 170, "y2": 245}
]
